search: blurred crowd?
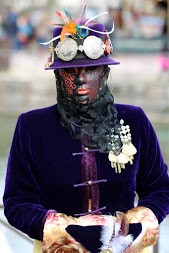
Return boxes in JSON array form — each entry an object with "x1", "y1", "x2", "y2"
[
  {"x1": 104, "y1": 0, "x2": 169, "y2": 71},
  {"x1": 0, "y1": 2, "x2": 168, "y2": 48},
  {"x1": 0, "y1": 7, "x2": 51, "y2": 50},
  {"x1": 0, "y1": 1, "x2": 169, "y2": 71},
  {"x1": 105, "y1": 0, "x2": 167, "y2": 39},
  {"x1": 0, "y1": 1, "x2": 168, "y2": 48}
]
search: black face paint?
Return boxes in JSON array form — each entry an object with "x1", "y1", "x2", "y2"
[
  {"x1": 55, "y1": 65, "x2": 110, "y2": 106},
  {"x1": 54, "y1": 65, "x2": 121, "y2": 152}
]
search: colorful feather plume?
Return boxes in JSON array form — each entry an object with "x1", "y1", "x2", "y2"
[
  {"x1": 42, "y1": 7, "x2": 114, "y2": 44},
  {"x1": 60, "y1": 21, "x2": 77, "y2": 41},
  {"x1": 55, "y1": 9, "x2": 77, "y2": 40},
  {"x1": 56, "y1": 10, "x2": 71, "y2": 23}
]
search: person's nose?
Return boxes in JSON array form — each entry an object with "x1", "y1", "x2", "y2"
[{"x1": 75, "y1": 67, "x2": 86, "y2": 85}]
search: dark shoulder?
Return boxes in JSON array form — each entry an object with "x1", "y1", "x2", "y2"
[
  {"x1": 21, "y1": 104, "x2": 57, "y2": 117},
  {"x1": 115, "y1": 104, "x2": 142, "y2": 114},
  {"x1": 115, "y1": 103, "x2": 142, "y2": 115},
  {"x1": 18, "y1": 104, "x2": 60, "y2": 127},
  {"x1": 115, "y1": 104, "x2": 148, "y2": 125}
]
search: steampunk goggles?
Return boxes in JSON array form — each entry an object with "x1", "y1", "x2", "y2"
[{"x1": 55, "y1": 36, "x2": 106, "y2": 61}]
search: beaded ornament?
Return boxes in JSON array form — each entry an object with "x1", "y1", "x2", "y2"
[{"x1": 108, "y1": 119, "x2": 137, "y2": 173}]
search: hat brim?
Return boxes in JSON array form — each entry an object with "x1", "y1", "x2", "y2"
[{"x1": 45, "y1": 55, "x2": 120, "y2": 70}]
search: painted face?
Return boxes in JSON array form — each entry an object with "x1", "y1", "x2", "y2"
[{"x1": 57, "y1": 66, "x2": 108, "y2": 105}]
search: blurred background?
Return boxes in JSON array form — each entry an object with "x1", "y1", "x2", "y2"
[{"x1": 0, "y1": 0, "x2": 169, "y2": 252}]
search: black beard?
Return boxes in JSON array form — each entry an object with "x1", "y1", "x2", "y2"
[{"x1": 57, "y1": 85, "x2": 122, "y2": 152}]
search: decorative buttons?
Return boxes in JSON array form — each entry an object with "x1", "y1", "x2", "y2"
[
  {"x1": 74, "y1": 179, "x2": 107, "y2": 187},
  {"x1": 88, "y1": 180, "x2": 92, "y2": 185}
]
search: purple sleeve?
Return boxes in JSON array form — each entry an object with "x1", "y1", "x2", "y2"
[
  {"x1": 3, "y1": 114, "x2": 56, "y2": 240},
  {"x1": 136, "y1": 108, "x2": 169, "y2": 223}
]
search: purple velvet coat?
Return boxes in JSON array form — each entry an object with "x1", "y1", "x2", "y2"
[{"x1": 3, "y1": 104, "x2": 169, "y2": 240}]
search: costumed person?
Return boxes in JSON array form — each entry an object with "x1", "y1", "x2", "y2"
[{"x1": 3, "y1": 6, "x2": 169, "y2": 253}]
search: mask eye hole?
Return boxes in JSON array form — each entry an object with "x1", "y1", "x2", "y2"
[
  {"x1": 85, "y1": 66, "x2": 98, "y2": 72},
  {"x1": 63, "y1": 68, "x2": 76, "y2": 74}
]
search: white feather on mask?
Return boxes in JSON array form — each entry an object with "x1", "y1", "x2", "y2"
[{"x1": 100, "y1": 213, "x2": 133, "y2": 253}]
